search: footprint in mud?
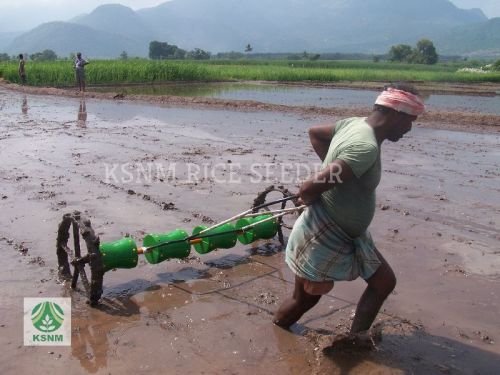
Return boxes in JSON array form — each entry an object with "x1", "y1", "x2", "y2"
[
  {"x1": 309, "y1": 318, "x2": 422, "y2": 357},
  {"x1": 1, "y1": 236, "x2": 30, "y2": 255},
  {"x1": 253, "y1": 291, "x2": 279, "y2": 305},
  {"x1": 321, "y1": 324, "x2": 383, "y2": 354},
  {"x1": 28, "y1": 256, "x2": 46, "y2": 267}
]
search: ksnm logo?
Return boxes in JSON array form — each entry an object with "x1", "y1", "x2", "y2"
[
  {"x1": 31, "y1": 301, "x2": 64, "y2": 333},
  {"x1": 24, "y1": 298, "x2": 70, "y2": 346}
]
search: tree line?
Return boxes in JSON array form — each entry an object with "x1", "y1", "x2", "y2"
[
  {"x1": 149, "y1": 41, "x2": 211, "y2": 60},
  {"x1": 3, "y1": 38, "x2": 500, "y2": 67},
  {"x1": 0, "y1": 49, "x2": 59, "y2": 62},
  {"x1": 387, "y1": 39, "x2": 438, "y2": 65}
]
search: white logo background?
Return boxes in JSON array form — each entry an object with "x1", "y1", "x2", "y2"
[{"x1": 24, "y1": 297, "x2": 71, "y2": 346}]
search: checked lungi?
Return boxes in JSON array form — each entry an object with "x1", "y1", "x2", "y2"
[{"x1": 285, "y1": 201, "x2": 381, "y2": 282}]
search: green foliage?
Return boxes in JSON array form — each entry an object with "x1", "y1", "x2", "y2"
[
  {"x1": 300, "y1": 51, "x2": 321, "y2": 61},
  {"x1": 464, "y1": 59, "x2": 482, "y2": 68},
  {"x1": 414, "y1": 39, "x2": 438, "y2": 65},
  {"x1": 388, "y1": 44, "x2": 413, "y2": 63},
  {"x1": 172, "y1": 48, "x2": 186, "y2": 59},
  {"x1": 492, "y1": 59, "x2": 500, "y2": 71},
  {"x1": 30, "y1": 49, "x2": 58, "y2": 61},
  {"x1": 0, "y1": 53, "x2": 10, "y2": 62},
  {"x1": 388, "y1": 40, "x2": 438, "y2": 65},
  {"x1": 0, "y1": 59, "x2": 499, "y2": 87},
  {"x1": 119, "y1": 51, "x2": 128, "y2": 60},
  {"x1": 149, "y1": 41, "x2": 186, "y2": 60},
  {"x1": 214, "y1": 51, "x2": 245, "y2": 59},
  {"x1": 187, "y1": 48, "x2": 211, "y2": 60}
]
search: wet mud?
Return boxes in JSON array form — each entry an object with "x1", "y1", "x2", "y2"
[{"x1": 0, "y1": 86, "x2": 499, "y2": 374}]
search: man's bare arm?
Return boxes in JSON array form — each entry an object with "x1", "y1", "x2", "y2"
[
  {"x1": 299, "y1": 159, "x2": 354, "y2": 205},
  {"x1": 308, "y1": 123, "x2": 335, "y2": 162}
]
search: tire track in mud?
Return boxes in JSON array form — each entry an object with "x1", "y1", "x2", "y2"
[
  {"x1": 57, "y1": 130, "x2": 231, "y2": 161},
  {"x1": 13, "y1": 153, "x2": 224, "y2": 227},
  {"x1": 376, "y1": 200, "x2": 499, "y2": 241},
  {"x1": 19, "y1": 154, "x2": 180, "y2": 213},
  {"x1": 0, "y1": 223, "x2": 50, "y2": 269},
  {"x1": 0, "y1": 118, "x2": 216, "y2": 216},
  {"x1": 0, "y1": 118, "x2": 262, "y2": 235},
  {"x1": 382, "y1": 168, "x2": 500, "y2": 195}
]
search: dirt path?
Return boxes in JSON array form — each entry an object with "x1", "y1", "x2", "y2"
[{"x1": 0, "y1": 87, "x2": 499, "y2": 374}]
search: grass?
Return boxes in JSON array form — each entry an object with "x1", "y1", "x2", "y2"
[{"x1": 1, "y1": 59, "x2": 499, "y2": 87}]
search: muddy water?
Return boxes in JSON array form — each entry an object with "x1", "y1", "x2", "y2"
[
  {"x1": 93, "y1": 82, "x2": 500, "y2": 115},
  {"x1": 0, "y1": 88, "x2": 499, "y2": 374}
]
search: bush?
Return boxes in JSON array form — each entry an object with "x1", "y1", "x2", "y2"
[
  {"x1": 492, "y1": 59, "x2": 500, "y2": 71},
  {"x1": 388, "y1": 40, "x2": 438, "y2": 65},
  {"x1": 149, "y1": 41, "x2": 186, "y2": 60},
  {"x1": 30, "y1": 49, "x2": 58, "y2": 61},
  {"x1": 388, "y1": 44, "x2": 413, "y2": 63},
  {"x1": 187, "y1": 48, "x2": 211, "y2": 60}
]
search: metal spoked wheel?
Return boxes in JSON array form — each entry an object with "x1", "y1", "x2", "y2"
[
  {"x1": 56, "y1": 211, "x2": 104, "y2": 306},
  {"x1": 252, "y1": 185, "x2": 302, "y2": 245}
]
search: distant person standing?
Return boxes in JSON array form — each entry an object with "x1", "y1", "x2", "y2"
[
  {"x1": 18, "y1": 54, "x2": 27, "y2": 85},
  {"x1": 74, "y1": 52, "x2": 89, "y2": 92}
]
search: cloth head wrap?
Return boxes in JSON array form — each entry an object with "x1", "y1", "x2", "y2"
[{"x1": 375, "y1": 87, "x2": 425, "y2": 116}]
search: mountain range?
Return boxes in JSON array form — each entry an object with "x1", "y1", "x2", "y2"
[{"x1": 2, "y1": 0, "x2": 499, "y2": 58}]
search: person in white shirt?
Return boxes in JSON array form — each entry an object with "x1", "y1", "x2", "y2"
[{"x1": 74, "y1": 52, "x2": 89, "y2": 92}]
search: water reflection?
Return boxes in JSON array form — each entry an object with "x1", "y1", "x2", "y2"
[
  {"x1": 71, "y1": 296, "x2": 140, "y2": 373},
  {"x1": 21, "y1": 96, "x2": 28, "y2": 115},
  {"x1": 78, "y1": 99, "x2": 87, "y2": 127},
  {"x1": 93, "y1": 82, "x2": 255, "y2": 97}
]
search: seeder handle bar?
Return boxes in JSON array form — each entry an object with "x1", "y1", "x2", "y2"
[
  {"x1": 195, "y1": 194, "x2": 298, "y2": 236},
  {"x1": 138, "y1": 204, "x2": 303, "y2": 254},
  {"x1": 242, "y1": 205, "x2": 306, "y2": 218}
]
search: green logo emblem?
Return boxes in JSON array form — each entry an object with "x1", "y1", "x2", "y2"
[{"x1": 31, "y1": 302, "x2": 64, "y2": 333}]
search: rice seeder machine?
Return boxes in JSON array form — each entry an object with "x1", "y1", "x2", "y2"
[{"x1": 56, "y1": 186, "x2": 303, "y2": 306}]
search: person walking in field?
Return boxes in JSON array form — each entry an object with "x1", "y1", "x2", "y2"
[
  {"x1": 274, "y1": 83, "x2": 425, "y2": 343},
  {"x1": 74, "y1": 52, "x2": 89, "y2": 92},
  {"x1": 18, "y1": 54, "x2": 27, "y2": 85}
]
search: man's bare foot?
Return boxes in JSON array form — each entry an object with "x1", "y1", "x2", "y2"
[
  {"x1": 323, "y1": 325, "x2": 383, "y2": 354},
  {"x1": 272, "y1": 317, "x2": 292, "y2": 330}
]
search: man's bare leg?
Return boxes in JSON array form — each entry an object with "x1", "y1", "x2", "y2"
[
  {"x1": 350, "y1": 249, "x2": 396, "y2": 333},
  {"x1": 273, "y1": 276, "x2": 322, "y2": 329}
]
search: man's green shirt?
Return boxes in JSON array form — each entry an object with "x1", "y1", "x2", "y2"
[{"x1": 321, "y1": 117, "x2": 381, "y2": 237}]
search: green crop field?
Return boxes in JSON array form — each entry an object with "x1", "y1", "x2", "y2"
[{"x1": 1, "y1": 59, "x2": 499, "y2": 87}]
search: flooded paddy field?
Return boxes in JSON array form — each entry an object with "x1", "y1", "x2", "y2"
[
  {"x1": 92, "y1": 82, "x2": 500, "y2": 115},
  {"x1": 0, "y1": 86, "x2": 499, "y2": 374}
]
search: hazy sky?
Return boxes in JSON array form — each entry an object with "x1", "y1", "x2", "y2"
[
  {"x1": 451, "y1": 0, "x2": 500, "y2": 18},
  {"x1": 1, "y1": 0, "x2": 499, "y2": 32},
  {"x1": 0, "y1": 1, "x2": 168, "y2": 32}
]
